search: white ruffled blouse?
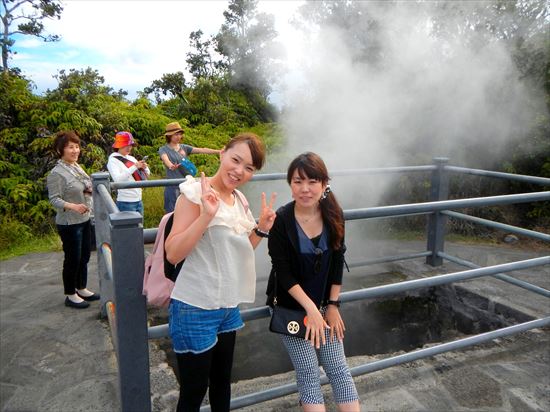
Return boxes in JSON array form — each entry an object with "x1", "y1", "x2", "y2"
[{"x1": 170, "y1": 176, "x2": 257, "y2": 309}]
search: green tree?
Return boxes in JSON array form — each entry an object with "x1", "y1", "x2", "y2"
[
  {"x1": 186, "y1": 30, "x2": 218, "y2": 82},
  {"x1": 1, "y1": 0, "x2": 63, "y2": 72},
  {"x1": 47, "y1": 67, "x2": 127, "y2": 108},
  {"x1": 215, "y1": 0, "x2": 281, "y2": 99},
  {"x1": 296, "y1": 0, "x2": 385, "y2": 66},
  {"x1": 142, "y1": 71, "x2": 188, "y2": 104}
]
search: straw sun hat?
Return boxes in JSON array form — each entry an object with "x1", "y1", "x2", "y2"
[{"x1": 165, "y1": 122, "x2": 184, "y2": 137}]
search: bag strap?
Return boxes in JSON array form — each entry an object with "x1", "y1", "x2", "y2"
[
  {"x1": 114, "y1": 155, "x2": 145, "y2": 181},
  {"x1": 234, "y1": 189, "x2": 249, "y2": 212},
  {"x1": 151, "y1": 213, "x2": 172, "y2": 256}
]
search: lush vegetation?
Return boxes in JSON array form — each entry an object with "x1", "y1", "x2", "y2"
[
  {"x1": 0, "y1": 0, "x2": 548, "y2": 259},
  {"x1": 0, "y1": 0, "x2": 284, "y2": 258}
]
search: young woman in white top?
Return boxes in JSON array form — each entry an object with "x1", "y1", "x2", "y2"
[{"x1": 165, "y1": 132, "x2": 276, "y2": 411}]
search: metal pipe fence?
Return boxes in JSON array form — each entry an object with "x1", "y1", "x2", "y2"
[
  {"x1": 110, "y1": 164, "x2": 438, "y2": 190},
  {"x1": 148, "y1": 255, "x2": 549, "y2": 340},
  {"x1": 224, "y1": 316, "x2": 550, "y2": 410},
  {"x1": 91, "y1": 158, "x2": 549, "y2": 411},
  {"x1": 438, "y1": 252, "x2": 550, "y2": 298},
  {"x1": 344, "y1": 191, "x2": 550, "y2": 220},
  {"x1": 445, "y1": 165, "x2": 550, "y2": 186},
  {"x1": 442, "y1": 210, "x2": 550, "y2": 242}
]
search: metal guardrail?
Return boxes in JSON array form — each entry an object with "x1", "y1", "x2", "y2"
[
  {"x1": 92, "y1": 158, "x2": 550, "y2": 412},
  {"x1": 111, "y1": 165, "x2": 439, "y2": 189},
  {"x1": 445, "y1": 165, "x2": 550, "y2": 186},
  {"x1": 344, "y1": 191, "x2": 550, "y2": 220},
  {"x1": 148, "y1": 256, "x2": 550, "y2": 340},
  {"x1": 442, "y1": 210, "x2": 550, "y2": 242},
  {"x1": 225, "y1": 316, "x2": 550, "y2": 409},
  {"x1": 438, "y1": 252, "x2": 550, "y2": 298}
]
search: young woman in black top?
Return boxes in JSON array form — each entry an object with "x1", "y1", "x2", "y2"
[{"x1": 266, "y1": 152, "x2": 359, "y2": 411}]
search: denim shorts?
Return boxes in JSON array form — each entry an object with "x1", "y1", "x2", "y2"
[
  {"x1": 116, "y1": 200, "x2": 143, "y2": 214},
  {"x1": 169, "y1": 299, "x2": 244, "y2": 354}
]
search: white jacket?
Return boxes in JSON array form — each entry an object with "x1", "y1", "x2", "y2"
[{"x1": 107, "y1": 152, "x2": 150, "y2": 202}]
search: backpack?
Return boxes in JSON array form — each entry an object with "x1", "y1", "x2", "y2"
[
  {"x1": 142, "y1": 189, "x2": 250, "y2": 307},
  {"x1": 143, "y1": 212, "x2": 180, "y2": 307}
]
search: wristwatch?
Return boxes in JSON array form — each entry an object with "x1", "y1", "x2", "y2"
[
  {"x1": 254, "y1": 227, "x2": 270, "y2": 238},
  {"x1": 327, "y1": 299, "x2": 341, "y2": 307}
]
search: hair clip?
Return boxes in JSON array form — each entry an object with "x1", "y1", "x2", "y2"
[{"x1": 320, "y1": 185, "x2": 331, "y2": 200}]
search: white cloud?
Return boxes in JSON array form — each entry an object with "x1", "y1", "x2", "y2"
[{"x1": 11, "y1": 0, "x2": 306, "y2": 98}]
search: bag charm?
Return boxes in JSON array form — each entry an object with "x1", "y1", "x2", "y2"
[{"x1": 269, "y1": 305, "x2": 308, "y2": 339}]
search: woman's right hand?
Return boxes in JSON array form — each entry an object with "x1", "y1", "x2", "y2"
[
  {"x1": 304, "y1": 307, "x2": 329, "y2": 349},
  {"x1": 200, "y1": 172, "x2": 219, "y2": 217},
  {"x1": 67, "y1": 202, "x2": 89, "y2": 214}
]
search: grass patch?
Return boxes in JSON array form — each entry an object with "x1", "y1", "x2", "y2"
[
  {"x1": 0, "y1": 231, "x2": 61, "y2": 261},
  {"x1": 142, "y1": 180, "x2": 166, "y2": 228},
  {"x1": 445, "y1": 233, "x2": 499, "y2": 245}
]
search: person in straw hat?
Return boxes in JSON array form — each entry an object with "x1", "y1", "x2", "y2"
[{"x1": 159, "y1": 121, "x2": 220, "y2": 213}]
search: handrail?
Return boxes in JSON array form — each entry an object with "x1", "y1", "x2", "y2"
[
  {"x1": 445, "y1": 165, "x2": 550, "y2": 186},
  {"x1": 341, "y1": 256, "x2": 549, "y2": 301},
  {"x1": 438, "y1": 252, "x2": 550, "y2": 298},
  {"x1": 96, "y1": 183, "x2": 118, "y2": 213},
  {"x1": 344, "y1": 191, "x2": 550, "y2": 220},
  {"x1": 93, "y1": 161, "x2": 550, "y2": 411},
  {"x1": 223, "y1": 316, "x2": 550, "y2": 410},
  {"x1": 346, "y1": 251, "x2": 432, "y2": 268},
  {"x1": 140, "y1": 191, "x2": 550, "y2": 245},
  {"x1": 110, "y1": 165, "x2": 438, "y2": 189},
  {"x1": 100, "y1": 243, "x2": 113, "y2": 281},
  {"x1": 442, "y1": 210, "x2": 550, "y2": 242},
  {"x1": 147, "y1": 256, "x2": 550, "y2": 339}
]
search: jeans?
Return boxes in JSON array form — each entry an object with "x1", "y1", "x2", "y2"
[
  {"x1": 116, "y1": 200, "x2": 143, "y2": 214},
  {"x1": 57, "y1": 220, "x2": 92, "y2": 295},
  {"x1": 169, "y1": 300, "x2": 244, "y2": 353},
  {"x1": 164, "y1": 185, "x2": 179, "y2": 213}
]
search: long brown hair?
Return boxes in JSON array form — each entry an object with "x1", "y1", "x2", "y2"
[{"x1": 286, "y1": 152, "x2": 344, "y2": 250}]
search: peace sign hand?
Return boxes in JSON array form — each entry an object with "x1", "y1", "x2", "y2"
[
  {"x1": 257, "y1": 192, "x2": 277, "y2": 232},
  {"x1": 200, "y1": 172, "x2": 219, "y2": 217}
]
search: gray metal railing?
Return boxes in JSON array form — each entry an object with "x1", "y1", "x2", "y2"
[{"x1": 91, "y1": 158, "x2": 549, "y2": 411}]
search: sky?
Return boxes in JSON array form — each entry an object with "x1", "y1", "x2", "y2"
[{"x1": 10, "y1": 0, "x2": 305, "y2": 100}]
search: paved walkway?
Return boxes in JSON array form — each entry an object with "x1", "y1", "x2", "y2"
[{"x1": 0, "y1": 241, "x2": 548, "y2": 411}]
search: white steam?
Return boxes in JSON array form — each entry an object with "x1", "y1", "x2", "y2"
[{"x1": 268, "y1": 2, "x2": 546, "y2": 209}]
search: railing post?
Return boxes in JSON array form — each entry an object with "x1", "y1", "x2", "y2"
[
  {"x1": 426, "y1": 157, "x2": 449, "y2": 266},
  {"x1": 110, "y1": 211, "x2": 151, "y2": 412},
  {"x1": 92, "y1": 172, "x2": 114, "y2": 317}
]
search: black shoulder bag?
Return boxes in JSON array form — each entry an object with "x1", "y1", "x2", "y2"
[{"x1": 269, "y1": 264, "x2": 330, "y2": 339}]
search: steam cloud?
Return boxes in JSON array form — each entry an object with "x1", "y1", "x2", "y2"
[{"x1": 269, "y1": 2, "x2": 546, "y2": 209}]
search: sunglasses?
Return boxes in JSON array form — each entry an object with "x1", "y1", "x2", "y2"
[{"x1": 314, "y1": 247, "x2": 323, "y2": 274}]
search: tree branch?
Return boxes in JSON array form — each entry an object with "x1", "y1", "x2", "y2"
[{"x1": 7, "y1": 0, "x2": 32, "y2": 15}]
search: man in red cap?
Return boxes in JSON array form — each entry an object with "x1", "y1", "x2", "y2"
[{"x1": 107, "y1": 131, "x2": 150, "y2": 214}]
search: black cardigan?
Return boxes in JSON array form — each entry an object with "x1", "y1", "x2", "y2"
[{"x1": 265, "y1": 201, "x2": 346, "y2": 311}]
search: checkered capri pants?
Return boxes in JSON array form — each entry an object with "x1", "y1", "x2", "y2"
[{"x1": 280, "y1": 328, "x2": 359, "y2": 405}]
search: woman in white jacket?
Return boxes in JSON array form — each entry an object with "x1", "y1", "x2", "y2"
[{"x1": 106, "y1": 131, "x2": 150, "y2": 214}]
